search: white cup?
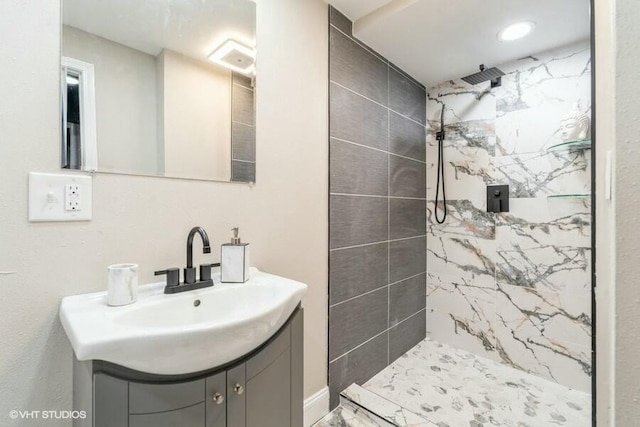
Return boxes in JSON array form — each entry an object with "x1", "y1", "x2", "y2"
[{"x1": 107, "y1": 264, "x2": 138, "y2": 306}]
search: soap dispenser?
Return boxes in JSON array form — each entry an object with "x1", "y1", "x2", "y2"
[{"x1": 221, "y1": 227, "x2": 250, "y2": 283}]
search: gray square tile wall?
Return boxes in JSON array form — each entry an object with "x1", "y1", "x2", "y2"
[
  {"x1": 231, "y1": 72, "x2": 256, "y2": 182},
  {"x1": 328, "y1": 6, "x2": 427, "y2": 409}
]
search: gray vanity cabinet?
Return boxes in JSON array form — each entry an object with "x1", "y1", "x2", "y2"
[
  {"x1": 76, "y1": 308, "x2": 303, "y2": 427},
  {"x1": 245, "y1": 348, "x2": 291, "y2": 427},
  {"x1": 206, "y1": 371, "x2": 227, "y2": 427},
  {"x1": 130, "y1": 403, "x2": 205, "y2": 427},
  {"x1": 226, "y1": 364, "x2": 246, "y2": 427},
  {"x1": 226, "y1": 309, "x2": 298, "y2": 427}
]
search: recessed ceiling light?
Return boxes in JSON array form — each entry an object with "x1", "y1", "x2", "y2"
[
  {"x1": 497, "y1": 21, "x2": 535, "y2": 42},
  {"x1": 208, "y1": 39, "x2": 256, "y2": 75}
]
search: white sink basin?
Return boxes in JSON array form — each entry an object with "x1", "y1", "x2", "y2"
[{"x1": 60, "y1": 267, "x2": 307, "y2": 375}]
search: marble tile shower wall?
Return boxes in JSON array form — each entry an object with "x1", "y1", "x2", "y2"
[
  {"x1": 328, "y1": 7, "x2": 427, "y2": 408},
  {"x1": 426, "y1": 41, "x2": 592, "y2": 392}
]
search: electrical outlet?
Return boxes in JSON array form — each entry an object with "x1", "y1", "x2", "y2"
[
  {"x1": 65, "y1": 184, "x2": 81, "y2": 211},
  {"x1": 29, "y1": 173, "x2": 92, "y2": 222}
]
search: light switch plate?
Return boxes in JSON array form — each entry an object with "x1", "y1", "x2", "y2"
[{"x1": 29, "y1": 172, "x2": 92, "y2": 222}]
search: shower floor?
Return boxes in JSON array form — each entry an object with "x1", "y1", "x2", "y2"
[{"x1": 315, "y1": 338, "x2": 591, "y2": 427}]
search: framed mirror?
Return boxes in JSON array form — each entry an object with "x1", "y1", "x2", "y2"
[{"x1": 61, "y1": 0, "x2": 256, "y2": 183}]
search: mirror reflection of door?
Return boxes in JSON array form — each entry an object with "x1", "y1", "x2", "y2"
[
  {"x1": 60, "y1": 0, "x2": 255, "y2": 182},
  {"x1": 63, "y1": 70, "x2": 81, "y2": 169},
  {"x1": 61, "y1": 56, "x2": 97, "y2": 172}
]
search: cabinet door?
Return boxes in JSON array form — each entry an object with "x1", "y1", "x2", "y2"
[
  {"x1": 94, "y1": 373, "x2": 128, "y2": 427},
  {"x1": 291, "y1": 308, "x2": 304, "y2": 427},
  {"x1": 129, "y1": 402, "x2": 204, "y2": 427},
  {"x1": 246, "y1": 350, "x2": 291, "y2": 427},
  {"x1": 129, "y1": 379, "x2": 204, "y2": 414},
  {"x1": 205, "y1": 371, "x2": 226, "y2": 427},
  {"x1": 226, "y1": 364, "x2": 246, "y2": 427}
]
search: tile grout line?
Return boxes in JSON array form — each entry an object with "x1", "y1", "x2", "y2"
[
  {"x1": 330, "y1": 284, "x2": 389, "y2": 309},
  {"x1": 329, "y1": 23, "x2": 388, "y2": 66},
  {"x1": 392, "y1": 308, "x2": 427, "y2": 330},
  {"x1": 231, "y1": 121, "x2": 255, "y2": 128},
  {"x1": 387, "y1": 60, "x2": 391, "y2": 366},
  {"x1": 328, "y1": 13, "x2": 431, "y2": 392},
  {"x1": 425, "y1": 86, "x2": 430, "y2": 333},
  {"x1": 389, "y1": 272, "x2": 427, "y2": 287},
  {"x1": 330, "y1": 271, "x2": 427, "y2": 309},
  {"x1": 329, "y1": 22, "x2": 426, "y2": 92},
  {"x1": 232, "y1": 84, "x2": 254, "y2": 94},
  {"x1": 329, "y1": 308, "x2": 428, "y2": 365},
  {"x1": 329, "y1": 329, "x2": 388, "y2": 365},
  {"x1": 388, "y1": 61, "x2": 427, "y2": 91},
  {"x1": 330, "y1": 80, "x2": 427, "y2": 128},
  {"x1": 232, "y1": 83, "x2": 254, "y2": 91},
  {"x1": 330, "y1": 235, "x2": 427, "y2": 252},
  {"x1": 330, "y1": 136, "x2": 427, "y2": 164},
  {"x1": 330, "y1": 192, "x2": 427, "y2": 201}
]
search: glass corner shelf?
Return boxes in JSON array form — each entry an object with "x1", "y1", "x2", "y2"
[
  {"x1": 547, "y1": 193, "x2": 591, "y2": 199},
  {"x1": 546, "y1": 139, "x2": 591, "y2": 153}
]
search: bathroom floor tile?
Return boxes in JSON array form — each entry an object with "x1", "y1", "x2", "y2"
[
  {"x1": 357, "y1": 338, "x2": 591, "y2": 427},
  {"x1": 312, "y1": 402, "x2": 394, "y2": 427},
  {"x1": 342, "y1": 384, "x2": 436, "y2": 426}
]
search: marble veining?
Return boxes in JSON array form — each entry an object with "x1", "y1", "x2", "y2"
[
  {"x1": 495, "y1": 150, "x2": 590, "y2": 198},
  {"x1": 495, "y1": 245, "x2": 590, "y2": 291},
  {"x1": 496, "y1": 198, "x2": 591, "y2": 249},
  {"x1": 426, "y1": 144, "x2": 495, "y2": 207},
  {"x1": 428, "y1": 120, "x2": 496, "y2": 155},
  {"x1": 426, "y1": 276, "x2": 591, "y2": 391},
  {"x1": 426, "y1": 41, "x2": 592, "y2": 392},
  {"x1": 360, "y1": 338, "x2": 591, "y2": 427},
  {"x1": 427, "y1": 282, "x2": 497, "y2": 359},
  {"x1": 341, "y1": 384, "x2": 436, "y2": 426},
  {"x1": 495, "y1": 47, "x2": 591, "y2": 157},
  {"x1": 427, "y1": 236, "x2": 497, "y2": 288},
  {"x1": 493, "y1": 284, "x2": 591, "y2": 391},
  {"x1": 313, "y1": 399, "x2": 398, "y2": 427},
  {"x1": 427, "y1": 200, "x2": 496, "y2": 240}
]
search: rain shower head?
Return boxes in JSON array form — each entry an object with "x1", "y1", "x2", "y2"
[{"x1": 461, "y1": 64, "x2": 505, "y2": 88}]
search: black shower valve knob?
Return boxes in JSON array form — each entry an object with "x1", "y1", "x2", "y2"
[{"x1": 487, "y1": 185, "x2": 509, "y2": 213}]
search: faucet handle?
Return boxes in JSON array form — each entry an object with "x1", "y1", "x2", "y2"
[
  {"x1": 200, "y1": 264, "x2": 213, "y2": 282},
  {"x1": 155, "y1": 268, "x2": 180, "y2": 287},
  {"x1": 199, "y1": 263, "x2": 221, "y2": 282}
]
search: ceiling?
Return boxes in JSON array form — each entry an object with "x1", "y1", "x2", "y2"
[
  {"x1": 63, "y1": 0, "x2": 255, "y2": 63},
  {"x1": 327, "y1": 0, "x2": 393, "y2": 20},
  {"x1": 327, "y1": 0, "x2": 590, "y2": 86}
]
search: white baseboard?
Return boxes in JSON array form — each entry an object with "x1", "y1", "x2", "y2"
[{"x1": 303, "y1": 386, "x2": 330, "y2": 426}]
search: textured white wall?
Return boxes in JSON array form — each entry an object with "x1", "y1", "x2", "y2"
[
  {"x1": 595, "y1": 0, "x2": 640, "y2": 424},
  {"x1": 62, "y1": 25, "x2": 160, "y2": 176},
  {"x1": 594, "y1": 0, "x2": 616, "y2": 424},
  {"x1": 0, "y1": 1, "x2": 328, "y2": 425},
  {"x1": 161, "y1": 49, "x2": 232, "y2": 181},
  {"x1": 612, "y1": 0, "x2": 640, "y2": 424}
]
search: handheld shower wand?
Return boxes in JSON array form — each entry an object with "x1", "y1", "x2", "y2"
[{"x1": 434, "y1": 105, "x2": 447, "y2": 224}]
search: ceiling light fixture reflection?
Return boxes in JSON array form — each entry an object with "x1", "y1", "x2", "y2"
[
  {"x1": 66, "y1": 75, "x2": 80, "y2": 85},
  {"x1": 208, "y1": 39, "x2": 256, "y2": 75},
  {"x1": 497, "y1": 21, "x2": 535, "y2": 42}
]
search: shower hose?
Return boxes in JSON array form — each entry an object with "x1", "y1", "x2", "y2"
[{"x1": 435, "y1": 104, "x2": 447, "y2": 224}]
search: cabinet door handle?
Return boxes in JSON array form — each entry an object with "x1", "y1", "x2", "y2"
[
  {"x1": 233, "y1": 384, "x2": 244, "y2": 395},
  {"x1": 212, "y1": 392, "x2": 225, "y2": 404}
]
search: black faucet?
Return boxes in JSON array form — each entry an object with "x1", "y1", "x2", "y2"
[
  {"x1": 185, "y1": 226, "x2": 211, "y2": 284},
  {"x1": 155, "y1": 226, "x2": 217, "y2": 294}
]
